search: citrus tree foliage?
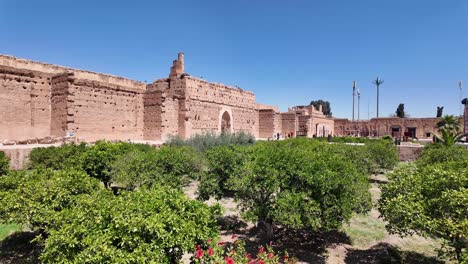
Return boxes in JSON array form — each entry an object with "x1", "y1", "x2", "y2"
[
  {"x1": 80, "y1": 141, "x2": 139, "y2": 187},
  {"x1": 28, "y1": 142, "x2": 87, "y2": 170},
  {"x1": 228, "y1": 140, "x2": 371, "y2": 239},
  {"x1": 198, "y1": 145, "x2": 248, "y2": 200},
  {"x1": 417, "y1": 144, "x2": 467, "y2": 167},
  {"x1": 111, "y1": 146, "x2": 203, "y2": 190},
  {"x1": 379, "y1": 146, "x2": 468, "y2": 262},
  {"x1": 0, "y1": 169, "x2": 101, "y2": 232},
  {"x1": 365, "y1": 140, "x2": 398, "y2": 171},
  {"x1": 0, "y1": 151, "x2": 9, "y2": 176},
  {"x1": 41, "y1": 187, "x2": 221, "y2": 263}
]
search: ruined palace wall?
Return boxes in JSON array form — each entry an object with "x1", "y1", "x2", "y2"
[
  {"x1": 258, "y1": 109, "x2": 282, "y2": 138},
  {"x1": 0, "y1": 65, "x2": 52, "y2": 141},
  {"x1": 334, "y1": 117, "x2": 464, "y2": 138},
  {"x1": 281, "y1": 113, "x2": 296, "y2": 136},
  {"x1": 0, "y1": 55, "x2": 145, "y2": 89},
  {"x1": 68, "y1": 77, "x2": 145, "y2": 141},
  {"x1": 311, "y1": 114, "x2": 334, "y2": 137},
  {"x1": 1, "y1": 55, "x2": 148, "y2": 142},
  {"x1": 182, "y1": 77, "x2": 258, "y2": 138},
  {"x1": 143, "y1": 86, "x2": 163, "y2": 141}
]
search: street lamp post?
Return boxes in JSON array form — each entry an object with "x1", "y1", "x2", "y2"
[{"x1": 357, "y1": 88, "x2": 361, "y2": 121}]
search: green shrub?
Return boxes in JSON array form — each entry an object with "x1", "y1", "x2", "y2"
[
  {"x1": 28, "y1": 143, "x2": 87, "y2": 170},
  {"x1": 41, "y1": 187, "x2": 221, "y2": 263},
  {"x1": 379, "y1": 162, "x2": 467, "y2": 262},
  {"x1": 198, "y1": 145, "x2": 248, "y2": 200},
  {"x1": 0, "y1": 169, "x2": 101, "y2": 233},
  {"x1": 0, "y1": 151, "x2": 9, "y2": 176},
  {"x1": 228, "y1": 140, "x2": 371, "y2": 240},
  {"x1": 111, "y1": 146, "x2": 203, "y2": 190},
  {"x1": 80, "y1": 141, "x2": 142, "y2": 187},
  {"x1": 167, "y1": 132, "x2": 255, "y2": 152},
  {"x1": 365, "y1": 140, "x2": 398, "y2": 172},
  {"x1": 417, "y1": 144, "x2": 468, "y2": 167},
  {"x1": 382, "y1": 135, "x2": 393, "y2": 141}
]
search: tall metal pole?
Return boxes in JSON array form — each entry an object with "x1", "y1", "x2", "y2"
[
  {"x1": 460, "y1": 80, "x2": 463, "y2": 116},
  {"x1": 373, "y1": 76, "x2": 383, "y2": 118},
  {"x1": 376, "y1": 83, "x2": 379, "y2": 118},
  {"x1": 352, "y1": 81, "x2": 356, "y2": 121},
  {"x1": 357, "y1": 88, "x2": 361, "y2": 121}
]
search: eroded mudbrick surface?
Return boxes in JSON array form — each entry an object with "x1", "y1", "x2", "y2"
[{"x1": 0, "y1": 53, "x2": 459, "y2": 143}]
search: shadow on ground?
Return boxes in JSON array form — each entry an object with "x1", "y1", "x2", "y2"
[
  {"x1": 344, "y1": 242, "x2": 444, "y2": 264},
  {"x1": 0, "y1": 231, "x2": 41, "y2": 264},
  {"x1": 218, "y1": 215, "x2": 352, "y2": 263}
]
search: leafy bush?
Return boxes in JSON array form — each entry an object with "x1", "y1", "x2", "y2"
[
  {"x1": 417, "y1": 144, "x2": 468, "y2": 167},
  {"x1": 167, "y1": 132, "x2": 255, "y2": 152},
  {"x1": 81, "y1": 141, "x2": 131, "y2": 187},
  {"x1": 41, "y1": 187, "x2": 221, "y2": 263},
  {"x1": 0, "y1": 151, "x2": 9, "y2": 176},
  {"x1": 198, "y1": 145, "x2": 248, "y2": 200},
  {"x1": 228, "y1": 140, "x2": 371, "y2": 240},
  {"x1": 111, "y1": 146, "x2": 203, "y2": 190},
  {"x1": 365, "y1": 140, "x2": 398, "y2": 171},
  {"x1": 28, "y1": 143, "x2": 87, "y2": 170},
  {"x1": 379, "y1": 154, "x2": 468, "y2": 262},
  {"x1": 0, "y1": 169, "x2": 101, "y2": 233}
]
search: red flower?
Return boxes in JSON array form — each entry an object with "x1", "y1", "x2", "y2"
[
  {"x1": 246, "y1": 253, "x2": 252, "y2": 259},
  {"x1": 207, "y1": 248, "x2": 214, "y2": 256},
  {"x1": 218, "y1": 241, "x2": 226, "y2": 246},
  {"x1": 248, "y1": 260, "x2": 256, "y2": 264},
  {"x1": 207, "y1": 239, "x2": 212, "y2": 244},
  {"x1": 195, "y1": 245, "x2": 201, "y2": 250},
  {"x1": 231, "y1": 235, "x2": 237, "y2": 240},
  {"x1": 284, "y1": 255, "x2": 289, "y2": 261},
  {"x1": 258, "y1": 261, "x2": 265, "y2": 264},
  {"x1": 267, "y1": 253, "x2": 274, "y2": 259},
  {"x1": 258, "y1": 246, "x2": 265, "y2": 253},
  {"x1": 195, "y1": 249, "x2": 204, "y2": 259},
  {"x1": 225, "y1": 256, "x2": 235, "y2": 264}
]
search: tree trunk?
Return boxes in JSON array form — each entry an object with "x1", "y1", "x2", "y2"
[{"x1": 258, "y1": 218, "x2": 274, "y2": 244}]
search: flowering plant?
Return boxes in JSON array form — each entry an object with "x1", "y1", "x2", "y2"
[{"x1": 190, "y1": 237, "x2": 296, "y2": 264}]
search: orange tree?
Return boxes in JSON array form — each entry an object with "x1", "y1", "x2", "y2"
[
  {"x1": 227, "y1": 140, "x2": 371, "y2": 241},
  {"x1": 379, "y1": 145, "x2": 468, "y2": 262}
]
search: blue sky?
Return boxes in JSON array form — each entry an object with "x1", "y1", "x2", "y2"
[{"x1": 1, "y1": 0, "x2": 467, "y2": 118}]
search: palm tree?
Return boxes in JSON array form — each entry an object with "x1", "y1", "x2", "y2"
[
  {"x1": 436, "y1": 115, "x2": 461, "y2": 132},
  {"x1": 432, "y1": 128, "x2": 467, "y2": 146},
  {"x1": 433, "y1": 115, "x2": 467, "y2": 146},
  {"x1": 373, "y1": 76, "x2": 384, "y2": 118}
]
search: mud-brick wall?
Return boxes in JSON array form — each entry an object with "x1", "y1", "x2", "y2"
[
  {"x1": 0, "y1": 66, "x2": 52, "y2": 141},
  {"x1": 184, "y1": 77, "x2": 258, "y2": 137},
  {"x1": 281, "y1": 113, "x2": 296, "y2": 136},
  {"x1": 143, "y1": 89, "x2": 163, "y2": 140},
  {"x1": 258, "y1": 109, "x2": 276, "y2": 138},
  {"x1": 69, "y1": 78, "x2": 145, "y2": 141},
  {"x1": 160, "y1": 96, "x2": 180, "y2": 140},
  {"x1": 50, "y1": 73, "x2": 73, "y2": 137},
  {"x1": 232, "y1": 107, "x2": 257, "y2": 135}
]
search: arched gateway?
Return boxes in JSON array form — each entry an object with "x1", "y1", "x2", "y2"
[{"x1": 221, "y1": 111, "x2": 232, "y2": 134}]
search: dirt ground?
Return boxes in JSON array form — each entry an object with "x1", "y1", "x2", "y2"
[{"x1": 182, "y1": 174, "x2": 445, "y2": 264}]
